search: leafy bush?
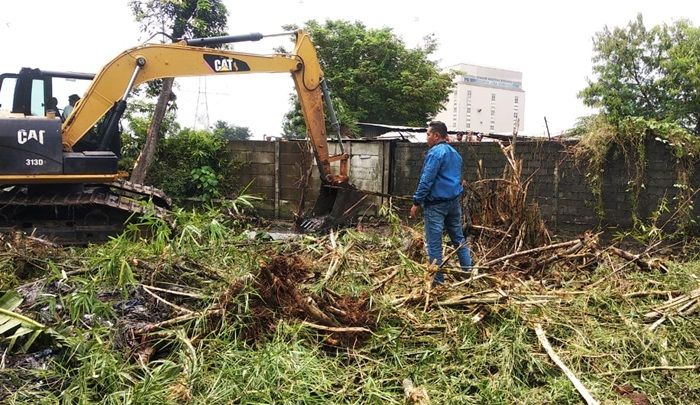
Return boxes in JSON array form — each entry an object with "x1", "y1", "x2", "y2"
[{"x1": 146, "y1": 128, "x2": 239, "y2": 200}]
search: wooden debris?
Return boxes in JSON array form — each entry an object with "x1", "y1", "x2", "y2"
[
  {"x1": 322, "y1": 238, "x2": 353, "y2": 284},
  {"x1": 470, "y1": 308, "x2": 488, "y2": 324},
  {"x1": 624, "y1": 290, "x2": 682, "y2": 299},
  {"x1": 606, "y1": 245, "x2": 668, "y2": 272}
]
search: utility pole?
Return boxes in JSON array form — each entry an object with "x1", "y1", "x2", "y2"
[{"x1": 544, "y1": 116, "x2": 551, "y2": 140}]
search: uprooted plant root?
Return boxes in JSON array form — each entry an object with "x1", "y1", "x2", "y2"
[{"x1": 248, "y1": 255, "x2": 375, "y2": 348}]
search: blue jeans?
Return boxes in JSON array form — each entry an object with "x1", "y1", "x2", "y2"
[{"x1": 424, "y1": 198, "x2": 472, "y2": 284}]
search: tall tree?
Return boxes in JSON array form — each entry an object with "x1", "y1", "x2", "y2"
[
  {"x1": 128, "y1": 0, "x2": 228, "y2": 183},
  {"x1": 212, "y1": 120, "x2": 252, "y2": 140},
  {"x1": 579, "y1": 14, "x2": 700, "y2": 135},
  {"x1": 282, "y1": 20, "x2": 453, "y2": 137}
]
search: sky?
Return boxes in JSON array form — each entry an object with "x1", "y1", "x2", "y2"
[{"x1": 1, "y1": 0, "x2": 698, "y2": 138}]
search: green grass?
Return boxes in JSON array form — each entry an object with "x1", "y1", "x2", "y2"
[{"x1": 1, "y1": 207, "x2": 699, "y2": 404}]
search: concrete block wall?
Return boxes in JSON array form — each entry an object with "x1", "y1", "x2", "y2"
[
  {"x1": 225, "y1": 137, "x2": 698, "y2": 235},
  {"x1": 225, "y1": 141, "x2": 276, "y2": 214},
  {"x1": 226, "y1": 140, "x2": 388, "y2": 219},
  {"x1": 391, "y1": 138, "x2": 699, "y2": 236}
]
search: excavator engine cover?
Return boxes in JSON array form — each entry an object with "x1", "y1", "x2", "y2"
[{"x1": 0, "y1": 118, "x2": 62, "y2": 174}]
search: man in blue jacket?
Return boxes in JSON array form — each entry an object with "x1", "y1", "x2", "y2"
[{"x1": 410, "y1": 121, "x2": 472, "y2": 284}]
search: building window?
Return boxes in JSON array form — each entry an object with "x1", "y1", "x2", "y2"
[
  {"x1": 514, "y1": 112, "x2": 518, "y2": 118},
  {"x1": 466, "y1": 123, "x2": 471, "y2": 128},
  {"x1": 514, "y1": 96, "x2": 519, "y2": 104},
  {"x1": 491, "y1": 108, "x2": 495, "y2": 116},
  {"x1": 490, "y1": 124, "x2": 495, "y2": 130},
  {"x1": 467, "y1": 108, "x2": 471, "y2": 113},
  {"x1": 491, "y1": 94, "x2": 496, "y2": 102},
  {"x1": 467, "y1": 90, "x2": 472, "y2": 98}
]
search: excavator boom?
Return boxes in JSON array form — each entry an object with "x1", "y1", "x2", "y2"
[{"x1": 60, "y1": 30, "x2": 347, "y2": 186}]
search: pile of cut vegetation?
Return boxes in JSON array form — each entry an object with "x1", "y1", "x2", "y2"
[{"x1": 0, "y1": 142, "x2": 698, "y2": 403}]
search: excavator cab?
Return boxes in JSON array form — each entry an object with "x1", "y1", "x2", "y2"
[{"x1": 0, "y1": 69, "x2": 119, "y2": 178}]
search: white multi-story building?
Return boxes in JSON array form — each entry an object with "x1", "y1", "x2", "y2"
[{"x1": 435, "y1": 64, "x2": 525, "y2": 134}]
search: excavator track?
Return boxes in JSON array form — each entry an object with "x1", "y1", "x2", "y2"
[
  {"x1": 0, "y1": 184, "x2": 172, "y2": 245},
  {"x1": 106, "y1": 180, "x2": 172, "y2": 209}
]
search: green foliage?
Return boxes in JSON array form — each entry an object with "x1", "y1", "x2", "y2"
[
  {"x1": 54, "y1": 329, "x2": 181, "y2": 404},
  {"x1": 580, "y1": 14, "x2": 700, "y2": 136},
  {"x1": 576, "y1": 15, "x2": 700, "y2": 237},
  {"x1": 129, "y1": 0, "x2": 228, "y2": 39},
  {"x1": 120, "y1": 99, "x2": 180, "y2": 171},
  {"x1": 222, "y1": 183, "x2": 263, "y2": 216},
  {"x1": 126, "y1": 1, "x2": 229, "y2": 184},
  {"x1": 0, "y1": 291, "x2": 48, "y2": 352},
  {"x1": 212, "y1": 120, "x2": 251, "y2": 140},
  {"x1": 190, "y1": 324, "x2": 345, "y2": 403},
  {"x1": 60, "y1": 277, "x2": 116, "y2": 324},
  {"x1": 378, "y1": 199, "x2": 403, "y2": 235},
  {"x1": 574, "y1": 114, "x2": 699, "y2": 235},
  {"x1": 282, "y1": 20, "x2": 453, "y2": 137},
  {"x1": 3, "y1": 212, "x2": 700, "y2": 403},
  {"x1": 146, "y1": 128, "x2": 238, "y2": 199},
  {"x1": 190, "y1": 166, "x2": 220, "y2": 200}
]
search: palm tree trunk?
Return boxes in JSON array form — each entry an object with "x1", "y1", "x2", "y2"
[{"x1": 130, "y1": 77, "x2": 174, "y2": 184}]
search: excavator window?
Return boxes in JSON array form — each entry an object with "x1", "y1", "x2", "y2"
[
  {"x1": 2, "y1": 70, "x2": 47, "y2": 116},
  {"x1": 0, "y1": 74, "x2": 18, "y2": 114},
  {"x1": 1, "y1": 70, "x2": 94, "y2": 117},
  {"x1": 31, "y1": 79, "x2": 46, "y2": 116}
]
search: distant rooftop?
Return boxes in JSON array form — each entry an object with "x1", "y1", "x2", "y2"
[{"x1": 446, "y1": 63, "x2": 524, "y2": 91}]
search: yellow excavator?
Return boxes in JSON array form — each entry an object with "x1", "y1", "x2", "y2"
[{"x1": 0, "y1": 30, "x2": 360, "y2": 244}]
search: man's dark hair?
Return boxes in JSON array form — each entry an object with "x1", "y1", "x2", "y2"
[{"x1": 428, "y1": 121, "x2": 448, "y2": 138}]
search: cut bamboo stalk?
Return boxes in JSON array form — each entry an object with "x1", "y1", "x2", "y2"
[
  {"x1": 372, "y1": 265, "x2": 401, "y2": 291},
  {"x1": 534, "y1": 323, "x2": 599, "y2": 405},
  {"x1": 606, "y1": 246, "x2": 664, "y2": 272},
  {"x1": 648, "y1": 315, "x2": 667, "y2": 331},
  {"x1": 142, "y1": 285, "x2": 194, "y2": 315},
  {"x1": 300, "y1": 321, "x2": 372, "y2": 334},
  {"x1": 145, "y1": 285, "x2": 208, "y2": 299},
  {"x1": 136, "y1": 309, "x2": 224, "y2": 334},
  {"x1": 481, "y1": 239, "x2": 580, "y2": 268},
  {"x1": 624, "y1": 290, "x2": 682, "y2": 298},
  {"x1": 601, "y1": 365, "x2": 699, "y2": 376}
]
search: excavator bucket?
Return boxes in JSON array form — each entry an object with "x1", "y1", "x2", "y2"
[{"x1": 296, "y1": 183, "x2": 366, "y2": 232}]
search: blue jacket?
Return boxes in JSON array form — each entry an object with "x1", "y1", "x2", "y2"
[{"x1": 412, "y1": 142, "x2": 464, "y2": 205}]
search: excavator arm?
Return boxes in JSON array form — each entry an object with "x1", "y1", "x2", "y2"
[{"x1": 62, "y1": 30, "x2": 349, "y2": 185}]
